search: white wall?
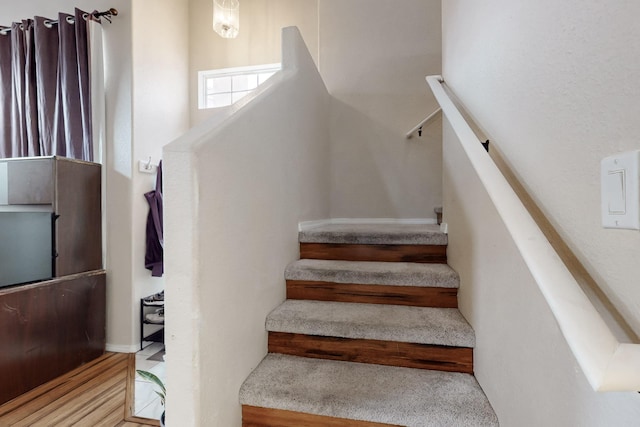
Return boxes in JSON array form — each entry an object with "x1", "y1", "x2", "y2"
[
  {"x1": 443, "y1": 119, "x2": 640, "y2": 426},
  {"x1": 442, "y1": 0, "x2": 640, "y2": 423},
  {"x1": 131, "y1": 0, "x2": 189, "y2": 348},
  {"x1": 442, "y1": 0, "x2": 640, "y2": 335},
  {"x1": 189, "y1": 0, "x2": 443, "y2": 220},
  {"x1": 189, "y1": 0, "x2": 319, "y2": 126},
  {"x1": 164, "y1": 27, "x2": 331, "y2": 426},
  {"x1": 320, "y1": 0, "x2": 442, "y2": 219}
]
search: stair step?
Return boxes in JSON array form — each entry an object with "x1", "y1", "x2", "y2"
[
  {"x1": 299, "y1": 223, "x2": 447, "y2": 245},
  {"x1": 299, "y1": 224, "x2": 447, "y2": 263},
  {"x1": 240, "y1": 354, "x2": 498, "y2": 427},
  {"x1": 286, "y1": 259, "x2": 458, "y2": 307},
  {"x1": 286, "y1": 259, "x2": 458, "y2": 287},
  {"x1": 266, "y1": 300, "x2": 475, "y2": 348}
]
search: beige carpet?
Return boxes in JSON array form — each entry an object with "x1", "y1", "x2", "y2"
[
  {"x1": 286, "y1": 259, "x2": 459, "y2": 287},
  {"x1": 266, "y1": 299, "x2": 475, "y2": 347},
  {"x1": 299, "y1": 223, "x2": 448, "y2": 245},
  {"x1": 240, "y1": 354, "x2": 499, "y2": 427}
]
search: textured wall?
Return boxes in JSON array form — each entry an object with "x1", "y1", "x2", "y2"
[
  {"x1": 442, "y1": 0, "x2": 640, "y2": 336},
  {"x1": 189, "y1": 0, "x2": 443, "y2": 219},
  {"x1": 131, "y1": 0, "x2": 190, "y2": 347},
  {"x1": 189, "y1": 0, "x2": 319, "y2": 126},
  {"x1": 321, "y1": 0, "x2": 443, "y2": 219},
  {"x1": 442, "y1": 0, "x2": 640, "y2": 423},
  {"x1": 164, "y1": 27, "x2": 331, "y2": 426},
  {"x1": 443, "y1": 119, "x2": 640, "y2": 426}
]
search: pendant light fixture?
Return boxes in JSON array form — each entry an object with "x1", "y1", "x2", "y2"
[{"x1": 213, "y1": 0, "x2": 239, "y2": 39}]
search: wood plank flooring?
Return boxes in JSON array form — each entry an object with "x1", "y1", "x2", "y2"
[{"x1": 0, "y1": 352, "x2": 159, "y2": 427}]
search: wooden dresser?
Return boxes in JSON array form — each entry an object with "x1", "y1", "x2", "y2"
[{"x1": 0, "y1": 157, "x2": 105, "y2": 406}]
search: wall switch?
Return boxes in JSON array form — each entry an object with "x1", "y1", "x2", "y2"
[{"x1": 601, "y1": 150, "x2": 640, "y2": 229}]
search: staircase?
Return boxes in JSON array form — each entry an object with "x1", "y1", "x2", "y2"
[{"x1": 240, "y1": 223, "x2": 498, "y2": 426}]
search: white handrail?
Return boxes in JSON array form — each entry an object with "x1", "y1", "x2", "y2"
[
  {"x1": 405, "y1": 108, "x2": 442, "y2": 139},
  {"x1": 427, "y1": 74, "x2": 640, "y2": 392}
]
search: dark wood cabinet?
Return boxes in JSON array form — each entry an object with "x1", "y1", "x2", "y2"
[
  {"x1": 0, "y1": 271, "x2": 106, "y2": 405},
  {"x1": 0, "y1": 156, "x2": 105, "y2": 406},
  {"x1": 50, "y1": 158, "x2": 102, "y2": 276}
]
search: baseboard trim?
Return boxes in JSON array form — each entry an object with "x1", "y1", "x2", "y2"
[
  {"x1": 299, "y1": 218, "x2": 437, "y2": 232},
  {"x1": 106, "y1": 343, "x2": 139, "y2": 353}
]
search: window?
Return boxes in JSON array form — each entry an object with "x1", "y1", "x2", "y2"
[{"x1": 198, "y1": 63, "x2": 281, "y2": 109}]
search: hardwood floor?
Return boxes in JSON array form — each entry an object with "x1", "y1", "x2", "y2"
[{"x1": 0, "y1": 352, "x2": 159, "y2": 427}]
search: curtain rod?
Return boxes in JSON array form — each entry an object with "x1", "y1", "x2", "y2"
[{"x1": 0, "y1": 8, "x2": 118, "y2": 35}]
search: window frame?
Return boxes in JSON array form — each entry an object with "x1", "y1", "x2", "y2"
[{"x1": 197, "y1": 63, "x2": 282, "y2": 110}]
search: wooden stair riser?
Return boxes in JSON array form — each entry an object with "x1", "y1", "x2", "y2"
[
  {"x1": 268, "y1": 332, "x2": 473, "y2": 374},
  {"x1": 299, "y1": 243, "x2": 447, "y2": 263},
  {"x1": 243, "y1": 405, "x2": 401, "y2": 427},
  {"x1": 286, "y1": 280, "x2": 458, "y2": 308}
]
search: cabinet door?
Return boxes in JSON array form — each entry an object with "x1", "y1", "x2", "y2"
[
  {"x1": 54, "y1": 159, "x2": 102, "y2": 276},
  {"x1": 7, "y1": 159, "x2": 54, "y2": 205},
  {"x1": 0, "y1": 271, "x2": 106, "y2": 405}
]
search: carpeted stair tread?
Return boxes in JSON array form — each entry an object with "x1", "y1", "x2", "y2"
[
  {"x1": 266, "y1": 300, "x2": 474, "y2": 347},
  {"x1": 299, "y1": 223, "x2": 447, "y2": 245},
  {"x1": 286, "y1": 259, "x2": 459, "y2": 288},
  {"x1": 240, "y1": 354, "x2": 498, "y2": 427}
]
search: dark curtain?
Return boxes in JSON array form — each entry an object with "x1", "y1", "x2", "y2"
[{"x1": 0, "y1": 8, "x2": 92, "y2": 161}]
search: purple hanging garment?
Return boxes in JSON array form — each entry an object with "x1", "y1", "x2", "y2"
[{"x1": 144, "y1": 161, "x2": 163, "y2": 277}]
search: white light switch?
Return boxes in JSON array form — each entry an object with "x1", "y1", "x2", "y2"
[
  {"x1": 604, "y1": 169, "x2": 625, "y2": 214},
  {"x1": 601, "y1": 150, "x2": 640, "y2": 229}
]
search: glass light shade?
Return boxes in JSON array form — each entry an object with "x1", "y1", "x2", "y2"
[{"x1": 213, "y1": 0, "x2": 239, "y2": 39}]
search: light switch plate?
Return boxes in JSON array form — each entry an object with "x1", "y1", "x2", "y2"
[{"x1": 601, "y1": 150, "x2": 640, "y2": 229}]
